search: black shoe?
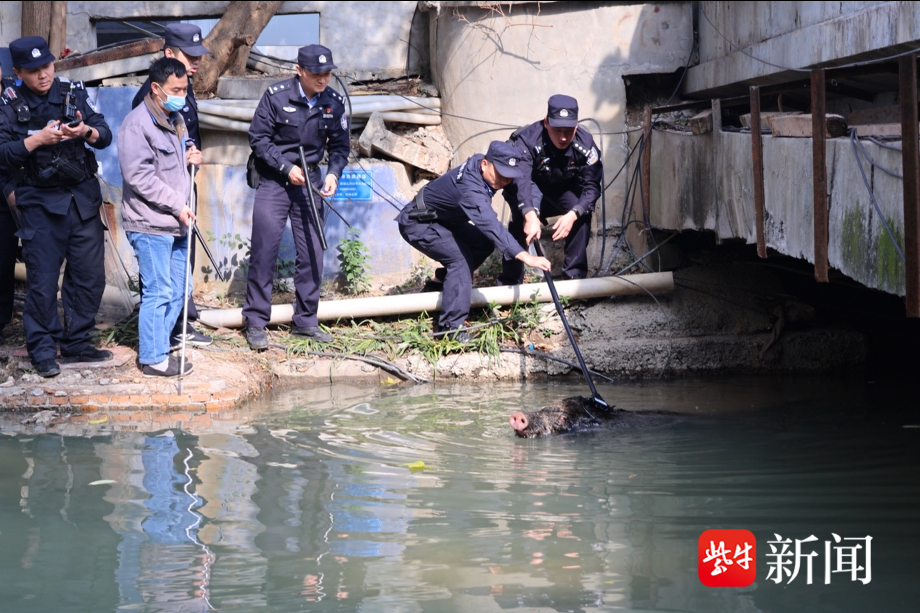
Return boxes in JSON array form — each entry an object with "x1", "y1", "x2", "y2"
[
  {"x1": 246, "y1": 327, "x2": 269, "y2": 350},
  {"x1": 291, "y1": 326, "x2": 333, "y2": 343},
  {"x1": 421, "y1": 279, "x2": 444, "y2": 293},
  {"x1": 437, "y1": 327, "x2": 472, "y2": 343},
  {"x1": 170, "y1": 329, "x2": 213, "y2": 350},
  {"x1": 34, "y1": 359, "x2": 61, "y2": 378},
  {"x1": 142, "y1": 356, "x2": 194, "y2": 378},
  {"x1": 60, "y1": 347, "x2": 113, "y2": 363}
]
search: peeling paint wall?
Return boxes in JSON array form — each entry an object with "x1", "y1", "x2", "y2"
[{"x1": 650, "y1": 126, "x2": 909, "y2": 296}]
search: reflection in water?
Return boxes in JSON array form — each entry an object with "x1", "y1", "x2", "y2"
[{"x1": 0, "y1": 377, "x2": 918, "y2": 612}]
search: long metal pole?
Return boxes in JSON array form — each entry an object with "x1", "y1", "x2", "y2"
[
  {"x1": 531, "y1": 240, "x2": 609, "y2": 415},
  {"x1": 178, "y1": 164, "x2": 196, "y2": 393}
]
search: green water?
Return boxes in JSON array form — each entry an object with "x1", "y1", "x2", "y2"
[{"x1": 0, "y1": 376, "x2": 917, "y2": 612}]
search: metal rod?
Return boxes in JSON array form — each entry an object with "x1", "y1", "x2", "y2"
[
  {"x1": 641, "y1": 105, "x2": 652, "y2": 223},
  {"x1": 811, "y1": 68, "x2": 829, "y2": 282},
  {"x1": 899, "y1": 53, "x2": 920, "y2": 317},
  {"x1": 298, "y1": 146, "x2": 327, "y2": 251},
  {"x1": 750, "y1": 85, "x2": 767, "y2": 258},
  {"x1": 307, "y1": 181, "x2": 352, "y2": 228},
  {"x1": 530, "y1": 240, "x2": 609, "y2": 414},
  {"x1": 178, "y1": 164, "x2": 196, "y2": 393},
  {"x1": 192, "y1": 225, "x2": 226, "y2": 282}
]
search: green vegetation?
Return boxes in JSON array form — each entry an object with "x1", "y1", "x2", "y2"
[{"x1": 338, "y1": 228, "x2": 372, "y2": 295}]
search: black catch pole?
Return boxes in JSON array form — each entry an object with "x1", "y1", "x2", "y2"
[
  {"x1": 531, "y1": 239, "x2": 610, "y2": 414},
  {"x1": 298, "y1": 146, "x2": 327, "y2": 251},
  {"x1": 192, "y1": 225, "x2": 226, "y2": 282}
]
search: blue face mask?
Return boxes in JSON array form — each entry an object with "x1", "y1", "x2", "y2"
[
  {"x1": 154, "y1": 84, "x2": 185, "y2": 113},
  {"x1": 162, "y1": 94, "x2": 185, "y2": 113}
]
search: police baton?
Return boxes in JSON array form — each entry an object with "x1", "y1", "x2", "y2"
[
  {"x1": 192, "y1": 225, "x2": 226, "y2": 282},
  {"x1": 298, "y1": 146, "x2": 328, "y2": 251}
]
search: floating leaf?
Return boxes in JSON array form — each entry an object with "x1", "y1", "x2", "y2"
[
  {"x1": 404, "y1": 461, "x2": 426, "y2": 471},
  {"x1": 89, "y1": 417, "x2": 109, "y2": 425}
]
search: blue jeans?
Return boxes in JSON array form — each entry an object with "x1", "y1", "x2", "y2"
[{"x1": 127, "y1": 232, "x2": 189, "y2": 365}]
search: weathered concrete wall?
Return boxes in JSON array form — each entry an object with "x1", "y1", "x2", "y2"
[
  {"x1": 1, "y1": 1, "x2": 425, "y2": 78},
  {"x1": 427, "y1": 1, "x2": 693, "y2": 273},
  {"x1": 687, "y1": 1, "x2": 920, "y2": 97},
  {"x1": 0, "y1": 3, "x2": 22, "y2": 47},
  {"x1": 650, "y1": 123, "x2": 908, "y2": 296}
]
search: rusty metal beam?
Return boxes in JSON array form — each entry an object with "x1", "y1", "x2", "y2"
[
  {"x1": 899, "y1": 54, "x2": 920, "y2": 317},
  {"x1": 750, "y1": 86, "x2": 767, "y2": 258},
  {"x1": 55, "y1": 38, "x2": 164, "y2": 71},
  {"x1": 642, "y1": 105, "x2": 652, "y2": 223},
  {"x1": 811, "y1": 68, "x2": 829, "y2": 282}
]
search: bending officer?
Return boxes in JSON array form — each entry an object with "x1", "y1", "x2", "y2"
[{"x1": 397, "y1": 141, "x2": 551, "y2": 342}]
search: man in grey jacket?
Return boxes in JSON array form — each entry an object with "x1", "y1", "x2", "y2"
[{"x1": 119, "y1": 57, "x2": 200, "y2": 377}]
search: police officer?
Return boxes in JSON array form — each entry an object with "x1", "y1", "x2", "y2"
[
  {"x1": 498, "y1": 94, "x2": 603, "y2": 285},
  {"x1": 243, "y1": 44, "x2": 349, "y2": 350},
  {"x1": 0, "y1": 66, "x2": 17, "y2": 343},
  {"x1": 0, "y1": 36, "x2": 113, "y2": 376},
  {"x1": 131, "y1": 22, "x2": 211, "y2": 348},
  {"x1": 397, "y1": 141, "x2": 551, "y2": 342}
]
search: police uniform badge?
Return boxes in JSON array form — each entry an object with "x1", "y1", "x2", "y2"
[
  {"x1": 341, "y1": 115, "x2": 348, "y2": 130},
  {"x1": 283, "y1": 106, "x2": 297, "y2": 113},
  {"x1": 586, "y1": 147, "x2": 599, "y2": 165}
]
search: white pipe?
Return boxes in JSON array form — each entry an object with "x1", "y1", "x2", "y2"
[
  {"x1": 376, "y1": 112, "x2": 441, "y2": 125},
  {"x1": 197, "y1": 113, "x2": 253, "y2": 131},
  {"x1": 198, "y1": 272, "x2": 674, "y2": 329}
]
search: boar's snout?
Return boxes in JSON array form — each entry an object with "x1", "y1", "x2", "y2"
[{"x1": 509, "y1": 411, "x2": 529, "y2": 432}]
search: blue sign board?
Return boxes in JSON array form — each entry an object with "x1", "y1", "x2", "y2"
[{"x1": 334, "y1": 169, "x2": 373, "y2": 202}]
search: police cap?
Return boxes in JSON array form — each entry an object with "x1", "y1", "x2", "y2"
[
  {"x1": 9, "y1": 36, "x2": 55, "y2": 70},
  {"x1": 298, "y1": 44, "x2": 337, "y2": 73},
  {"x1": 164, "y1": 23, "x2": 211, "y2": 57},
  {"x1": 547, "y1": 94, "x2": 579, "y2": 128},
  {"x1": 486, "y1": 141, "x2": 523, "y2": 179}
]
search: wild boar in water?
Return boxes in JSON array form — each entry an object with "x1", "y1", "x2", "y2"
[{"x1": 509, "y1": 396, "x2": 621, "y2": 438}]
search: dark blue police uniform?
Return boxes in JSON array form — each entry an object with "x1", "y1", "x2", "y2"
[
  {"x1": 242, "y1": 76, "x2": 350, "y2": 330},
  {"x1": 0, "y1": 68, "x2": 112, "y2": 364},
  {"x1": 397, "y1": 153, "x2": 524, "y2": 332},
  {"x1": 0, "y1": 173, "x2": 16, "y2": 338},
  {"x1": 499, "y1": 120, "x2": 603, "y2": 284}
]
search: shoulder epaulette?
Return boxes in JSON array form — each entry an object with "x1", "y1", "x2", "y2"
[
  {"x1": 571, "y1": 140, "x2": 600, "y2": 166},
  {"x1": 327, "y1": 88, "x2": 344, "y2": 103},
  {"x1": 268, "y1": 81, "x2": 292, "y2": 95}
]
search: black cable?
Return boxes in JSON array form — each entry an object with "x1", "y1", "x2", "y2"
[
  {"x1": 664, "y1": 33, "x2": 698, "y2": 106},
  {"x1": 852, "y1": 133, "x2": 902, "y2": 179},
  {"x1": 499, "y1": 348, "x2": 616, "y2": 382},
  {"x1": 848, "y1": 129, "x2": 906, "y2": 262},
  {"x1": 270, "y1": 343, "x2": 430, "y2": 384}
]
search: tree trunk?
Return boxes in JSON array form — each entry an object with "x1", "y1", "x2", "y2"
[
  {"x1": 21, "y1": 1, "x2": 52, "y2": 39},
  {"x1": 20, "y1": 1, "x2": 66, "y2": 59},
  {"x1": 194, "y1": 0, "x2": 285, "y2": 96},
  {"x1": 49, "y1": 1, "x2": 67, "y2": 59}
]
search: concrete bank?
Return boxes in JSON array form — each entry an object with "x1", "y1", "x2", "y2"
[{"x1": 0, "y1": 260, "x2": 868, "y2": 421}]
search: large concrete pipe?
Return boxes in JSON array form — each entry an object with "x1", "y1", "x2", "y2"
[{"x1": 198, "y1": 272, "x2": 674, "y2": 329}]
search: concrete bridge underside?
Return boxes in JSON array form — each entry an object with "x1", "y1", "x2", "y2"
[{"x1": 649, "y1": 117, "x2": 907, "y2": 298}]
